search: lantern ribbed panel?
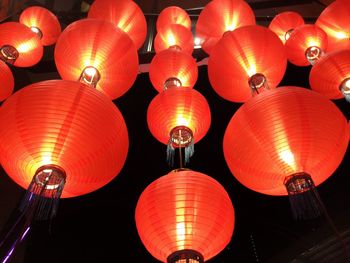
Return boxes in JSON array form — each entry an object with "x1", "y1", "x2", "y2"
[
  {"x1": 196, "y1": 0, "x2": 256, "y2": 55},
  {"x1": 0, "y1": 60, "x2": 14, "y2": 101},
  {"x1": 0, "y1": 22, "x2": 43, "y2": 67},
  {"x1": 208, "y1": 25, "x2": 287, "y2": 103},
  {"x1": 54, "y1": 18, "x2": 138, "y2": 100},
  {"x1": 316, "y1": 0, "x2": 350, "y2": 52},
  {"x1": 156, "y1": 6, "x2": 191, "y2": 31},
  {"x1": 87, "y1": 0, "x2": 147, "y2": 49},
  {"x1": 285, "y1": 24, "x2": 328, "y2": 66},
  {"x1": 268, "y1": 11, "x2": 305, "y2": 44},
  {"x1": 19, "y1": 6, "x2": 61, "y2": 46},
  {"x1": 223, "y1": 87, "x2": 348, "y2": 196},
  {"x1": 154, "y1": 24, "x2": 194, "y2": 54},
  {"x1": 149, "y1": 48, "x2": 198, "y2": 93},
  {"x1": 147, "y1": 87, "x2": 211, "y2": 145},
  {"x1": 0, "y1": 80, "x2": 129, "y2": 198},
  {"x1": 135, "y1": 170, "x2": 235, "y2": 262},
  {"x1": 309, "y1": 49, "x2": 350, "y2": 99}
]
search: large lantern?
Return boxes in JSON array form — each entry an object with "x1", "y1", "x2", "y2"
[
  {"x1": 0, "y1": 60, "x2": 14, "y2": 101},
  {"x1": 156, "y1": 6, "x2": 191, "y2": 31},
  {"x1": 135, "y1": 169, "x2": 235, "y2": 263},
  {"x1": 54, "y1": 18, "x2": 138, "y2": 100},
  {"x1": 208, "y1": 25, "x2": 287, "y2": 103}
]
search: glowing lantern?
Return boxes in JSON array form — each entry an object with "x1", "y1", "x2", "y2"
[
  {"x1": 223, "y1": 86, "x2": 348, "y2": 219},
  {"x1": 196, "y1": 0, "x2": 255, "y2": 54},
  {"x1": 154, "y1": 24, "x2": 194, "y2": 54},
  {"x1": 135, "y1": 169, "x2": 235, "y2": 263},
  {"x1": 19, "y1": 6, "x2": 61, "y2": 46},
  {"x1": 87, "y1": 0, "x2": 147, "y2": 49},
  {"x1": 0, "y1": 22, "x2": 43, "y2": 67},
  {"x1": 268, "y1": 11, "x2": 305, "y2": 44},
  {"x1": 316, "y1": 0, "x2": 350, "y2": 52},
  {"x1": 208, "y1": 25, "x2": 287, "y2": 103},
  {"x1": 156, "y1": 6, "x2": 191, "y2": 31},
  {"x1": 0, "y1": 60, "x2": 14, "y2": 101},
  {"x1": 285, "y1": 24, "x2": 328, "y2": 66},
  {"x1": 149, "y1": 47, "x2": 198, "y2": 93},
  {"x1": 54, "y1": 18, "x2": 138, "y2": 100}
]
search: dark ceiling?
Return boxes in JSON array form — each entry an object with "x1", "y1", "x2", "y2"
[{"x1": 0, "y1": 0, "x2": 350, "y2": 263}]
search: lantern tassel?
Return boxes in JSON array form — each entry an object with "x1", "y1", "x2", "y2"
[
  {"x1": 167, "y1": 138, "x2": 175, "y2": 167},
  {"x1": 184, "y1": 140, "x2": 194, "y2": 166}
]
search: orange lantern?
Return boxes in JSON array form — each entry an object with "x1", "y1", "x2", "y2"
[
  {"x1": 154, "y1": 24, "x2": 194, "y2": 54},
  {"x1": 87, "y1": 0, "x2": 147, "y2": 49},
  {"x1": 156, "y1": 6, "x2": 191, "y2": 31},
  {"x1": 149, "y1": 47, "x2": 198, "y2": 93},
  {"x1": 19, "y1": 6, "x2": 61, "y2": 46},
  {"x1": 285, "y1": 24, "x2": 328, "y2": 66},
  {"x1": 196, "y1": 0, "x2": 255, "y2": 54},
  {"x1": 268, "y1": 11, "x2": 305, "y2": 44},
  {"x1": 0, "y1": 22, "x2": 43, "y2": 67},
  {"x1": 54, "y1": 18, "x2": 138, "y2": 100},
  {"x1": 0, "y1": 60, "x2": 14, "y2": 101},
  {"x1": 135, "y1": 169, "x2": 235, "y2": 263},
  {"x1": 316, "y1": 0, "x2": 350, "y2": 52},
  {"x1": 309, "y1": 49, "x2": 350, "y2": 101},
  {"x1": 208, "y1": 25, "x2": 287, "y2": 103},
  {"x1": 223, "y1": 86, "x2": 348, "y2": 219}
]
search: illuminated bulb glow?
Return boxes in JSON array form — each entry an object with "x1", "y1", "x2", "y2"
[
  {"x1": 79, "y1": 66, "x2": 101, "y2": 88},
  {"x1": 194, "y1": 37, "x2": 201, "y2": 48},
  {"x1": 30, "y1": 26, "x2": 43, "y2": 39},
  {"x1": 334, "y1": 31, "x2": 349, "y2": 40},
  {"x1": 285, "y1": 29, "x2": 294, "y2": 41},
  {"x1": 164, "y1": 77, "x2": 182, "y2": 90}
]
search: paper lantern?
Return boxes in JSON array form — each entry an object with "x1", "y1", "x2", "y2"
[
  {"x1": 0, "y1": 22, "x2": 43, "y2": 67},
  {"x1": 196, "y1": 0, "x2": 255, "y2": 54},
  {"x1": 54, "y1": 18, "x2": 138, "y2": 100},
  {"x1": 135, "y1": 169, "x2": 235, "y2": 263},
  {"x1": 154, "y1": 24, "x2": 194, "y2": 54},
  {"x1": 87, "y1": 0, "x2": 147, "y2": 49},
  {"x1": 208, "y1": 25, "x2": 287, "y2": 103},
  {"x1": 285, "y1": 24, "x2": 328, "y2": 66},
  {"x1": 310, "y1": 49, "x2": 350, "y2": 101},
  {"x1": 0, "y1": 60, "x2": 14, "y2": 101},
  {"x1": 149, "y1": 47, "x2": 198, "y2": 92},
  {"x1": 19, "y1": 6, "x2": 61, "y2": 46},
  {"x1": 156, "y1": 6, "x2": 191, "y2": 31},
  {"x1": 268, "y1": 11, "x2": 305, "y2": 44},
  {"x1": 316, "y1": 0, "x2": 350, "y2": 52}
]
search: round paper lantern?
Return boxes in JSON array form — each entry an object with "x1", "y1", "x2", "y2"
[
  {"x1": 316, "y1": 0, "x2": 350, "y2": 52},
  {"x1": 268, "y1": 11, "x2": 305, "y2": 44},
  {"x1": 0, "y1": 79, "x2": 129, "y2": 198},
  {"x1": 54, "y1": 18, "x2": 138, "y2": 100},
  {"x1": 310, "y1": 49, "x2": 350, "y2": 101},
  {"x1": 135, "y1": 169, "x2": 235, "y2": 263},
  {"x1": 285, "y1": 24, "x2": 328, "y2": 66},
  {"x1": 154, "y1": 24, "x2": 194, "y2": 54},
  {"x1": 19, "y1": 6, "x2": 61, "y2": 46},
  {"x1": 0, "y1": 22, "x2": 43, "y2": 67},
  {"x1": 156, "y1": 6, "x2": 191, "y2": 31},
  {"x1": 208, "y1": 25, "x2": 287, "y2": 103},
  {"x1": 87, "y1": 0, "x2": 147, "y2": 49},
  {"x1": 196, "y1": 0, "x2": 255, "y2": 54},
  {"x1": 0, "y1": 60, "x2": 14, "y2": 101},
  {"x1": 149, "y1": 47, "x2": 198, "y2": 93},
  {"x1": 223, "y1": 86, "x2": 348, "y2": 197}
]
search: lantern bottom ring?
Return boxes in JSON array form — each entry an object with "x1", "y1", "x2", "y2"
[
  {"x1": 34, "y1": 164, "x2": 66, "y2": 190},
  {"x1": 167, "y1": 249, "x2": 204, "y2": 263},
  {"x1": 170, "y1": 125, "x2": 193, "y2": 148}
]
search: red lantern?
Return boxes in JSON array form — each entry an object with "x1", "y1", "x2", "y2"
[
  {"x1": 87, "y1": 0, "x2": 147, "y2": 49},
  {"x1": 135, "y1": 169, "x2": 235, "y2": 263},
  {"x1": 149, "y1": 47, "x2": 198, "y2": 93},
  {"x1": 0, "y1": 60, "x2": 14, "y2": 101},
  {"x1": 208, "y1": 25, "x2": 287, "y2": 103},
  {"x1": 268, "y1": 11, "x2": 305, "y2": 44},
  {"x1": 316, "y1": 0, "x2": 350, "y2": 52},
  {"x1": 285, "y1": 24, "x2": 328, "y2": 66},
  {"x1": 54, "y1": 18, "x2": 138, "y2": 100},
  {"x1": 309, "y1": 49, "x2": 350, "y2": 101},
  {"x1": 156, "y1": 6, "x2": 191, "y2": 31},
  {"x1": 0, "y1": 79, "x2": 129, "y2": 198},
  {"x1": 19, "y1": 6, "x2": 61, "y2": 46},
  {"x1": 154, "y1": 24, "x2": 194, "y2": 54},
  {"x1": 196, "y1": 0, "x2": 255, "y2": 54},
  {"x1": 0, "y1": 22, "x2": 43, "y2": 67}
]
